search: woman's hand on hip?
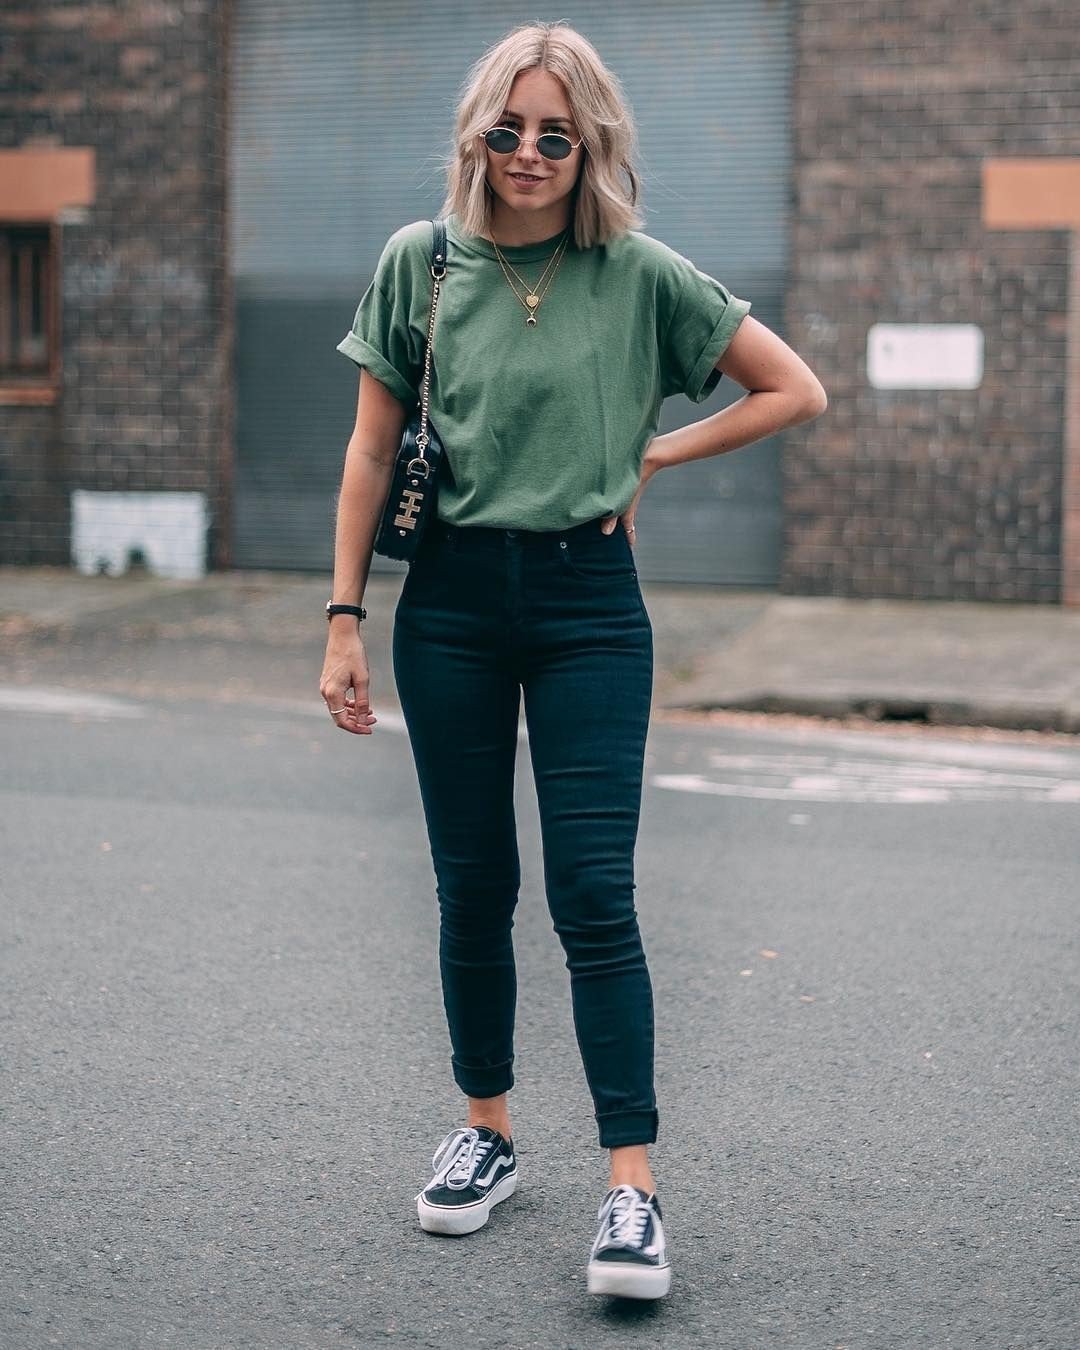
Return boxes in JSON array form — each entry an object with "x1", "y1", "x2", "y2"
[
  {"x1": 320, "y1": 630, "x2": 378, "y2": 735},
  {"x1": 599, "y1": 438, "x2": 666, "y2": 545}
]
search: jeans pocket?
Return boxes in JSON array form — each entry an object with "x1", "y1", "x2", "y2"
[
  {"x1": 400, "y1": 524, "x2": 449, "y2": 600},
  {"x1": 558, "y1": 529, "x2": 638, "y2": 583},
  {"x1": 408, "y1": 520, "x2": 452, "y2": 568}
]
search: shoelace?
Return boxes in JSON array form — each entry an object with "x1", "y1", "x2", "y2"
[
  {"x1": 598, "y1": 1184, "x2": 653, "y2": 1248},
  {"x1": 430, "y1": 1127, "x2": 494, "y2": 1191}
]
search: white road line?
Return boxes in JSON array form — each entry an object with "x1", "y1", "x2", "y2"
[
  {"x1": 273, "y1": 700, "x2": 410, "y2": 733},
  {"x1": 654, "y1": 752, "x2": 1080, "y2": 804},
  {"x1": 653, "y1": 773, "x2": 953, "y2": 803},
  {"x1": 277, "y1": 702, "x2": 531, "y2": 739},
  {"x1": 0, "y1": 687, "x2": 146, "y2": 719}
]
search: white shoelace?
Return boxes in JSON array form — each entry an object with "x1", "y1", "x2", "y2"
[
  {"x1": 430, "y1": 1127, "x2": 494, "y2": 1191},
  {"x1": 597, "y1": 1184, "x2": 652, "y2": 1249}
]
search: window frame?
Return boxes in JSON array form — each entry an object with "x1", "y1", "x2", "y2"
[{"x1": 0, "y1": 219, "x2": 61, "y2": 405}]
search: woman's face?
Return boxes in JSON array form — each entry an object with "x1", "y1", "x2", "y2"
[{"x1": 483, "y1": 67, "x2": 585, "y2": 227}]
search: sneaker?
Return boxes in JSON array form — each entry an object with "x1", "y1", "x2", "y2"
[
  {"x1": 586, "y1": 1183, "x2": 672, "y2": 1299},
  {"x1": 415, "y1": 1125, "x2": 518, "y2": 1235}
]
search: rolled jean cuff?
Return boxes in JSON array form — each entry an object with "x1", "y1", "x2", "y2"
[
  {"x1": 451, "y1": 1054, "x2": 515, "y2": 1099},
  {"x1": 596, "y1": 1107, "x2": 659, "y2": 1149}
]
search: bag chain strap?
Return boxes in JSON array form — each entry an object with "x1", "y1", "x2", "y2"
[{"x1": 411, "y1": 224, "x2": 446, "y2": 474}]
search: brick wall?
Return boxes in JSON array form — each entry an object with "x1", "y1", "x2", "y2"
[
  {"x1": 786, "y1": 0, "x2": 1079, "y2": 601},
  {"x1": 0, "y1": 0, "x2": 230, "y2": 567},
  {"x1": 5, "y1": 1, "x2": 1078, "y2": 599}
]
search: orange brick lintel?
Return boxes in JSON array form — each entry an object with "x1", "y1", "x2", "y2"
[
  {"x1": 0, "y1": 148, "x2": 96, "y2": 221},
  {"x1": 983, "y1": 158, "x2": 1080, "y2": 230}
]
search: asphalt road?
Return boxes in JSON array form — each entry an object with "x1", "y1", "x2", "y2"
[{"x1": 2, "y1": 687, "x2": 1078, "y2": 1348}]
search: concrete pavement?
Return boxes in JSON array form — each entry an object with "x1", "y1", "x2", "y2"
[{"x1": 1, "y1": 565, "x2": 1079, "y2": 733}]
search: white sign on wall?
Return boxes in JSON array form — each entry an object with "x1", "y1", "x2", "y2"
[
  {"x1": 71, "y1": 491, "x2": 209, "y2": 579},
  {"x1": 867, "y1": 324, "x2": 983, "y2": 390}
]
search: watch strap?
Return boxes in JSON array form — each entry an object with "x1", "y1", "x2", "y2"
[{"x1": 327, "y1": 602, "x2": 367, "y2": 622}]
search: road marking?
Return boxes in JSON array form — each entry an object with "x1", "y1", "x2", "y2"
[
  {"x1": 0, "y1": 687, "x2": 145, "y2": 719},
  {"x1": 276, "y1": 701, "x2": 409, "y2": 733},
  {"x1": 280, "y1": 702, "x2": 531, "y2": 739},
  {"x1": 653, "y1": 751, "x2": 1080, "y2": 804}
]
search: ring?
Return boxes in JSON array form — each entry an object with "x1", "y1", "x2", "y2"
[{"x1": 329, "y1": 707, "x2": 348, "y2": 715}]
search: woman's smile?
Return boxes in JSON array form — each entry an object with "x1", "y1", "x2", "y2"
[{"x1": 482, "y1": 67, "x2": 585, "y2": 240}]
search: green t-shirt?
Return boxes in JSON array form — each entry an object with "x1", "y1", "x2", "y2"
[{"x1": 336, "y1": 213, "x2": 751, "y2": 532}]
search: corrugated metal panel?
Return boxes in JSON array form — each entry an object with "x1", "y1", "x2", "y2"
[{"x1": 230, "y1": 0, "x2": 791, "y2": 582}]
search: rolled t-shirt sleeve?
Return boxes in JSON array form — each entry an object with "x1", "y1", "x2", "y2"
[
  {"x1": 336, "y1": 230, "x2": 424, "y2": 407},
  {"x1": 659, "y1": 259, "x2": 751, "y2": 403},
  {"x1": 336, "y1": 281, "x2": 420, "y2": 408}
]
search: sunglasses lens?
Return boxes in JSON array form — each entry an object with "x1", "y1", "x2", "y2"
[
  {"x1": 484, "y1": 128, "x2": 520, "y2": 153},
  {"x1": 537, "y1": 134, "x2": 573, "y2": 160}
]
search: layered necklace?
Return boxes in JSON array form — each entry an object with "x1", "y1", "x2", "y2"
[{"x1": 490, "y1": 229, "x2": 570, "y2": 327}]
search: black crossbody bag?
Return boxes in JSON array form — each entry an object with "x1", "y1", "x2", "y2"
[{"x1": 372, "y1": 218, "x2": 449, "y2": 560}]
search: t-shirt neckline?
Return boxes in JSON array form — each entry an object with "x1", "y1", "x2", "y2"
[{"x1": 447, "y1": 214, "x2": 573, "y2": 263}]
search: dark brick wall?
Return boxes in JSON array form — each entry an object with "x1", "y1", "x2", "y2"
[
  {"x1": 785, "y1": 0, "x2": 1078, "y2": 601},
  {"x1": 0, "y1": 0, "x2": 230, "y2": 567}
]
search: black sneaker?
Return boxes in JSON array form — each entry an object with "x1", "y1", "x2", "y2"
[
  {"x1": 586, "y1": 1183, "x2": 672, "y2": 1299},
  {"x1": 416, "y1": 1125, "x2": 518, "y2": 1235}
]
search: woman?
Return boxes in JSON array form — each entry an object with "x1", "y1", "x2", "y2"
[{"x1": 321, "y1": 22, "x2": 826, "y2": 1301}]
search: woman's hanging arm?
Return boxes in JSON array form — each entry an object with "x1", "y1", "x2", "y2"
[{"x1": 320, "y1": 368, "x2": 408, "y2": 736}]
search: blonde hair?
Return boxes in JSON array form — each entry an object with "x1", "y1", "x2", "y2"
[{"x1": 439, "y1": 22, "x2": 643, "y2": 249}]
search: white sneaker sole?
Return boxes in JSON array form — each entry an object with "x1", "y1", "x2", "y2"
[
  {"x1": 416, "y1": 1168, "x2": 518, "y2": 1235},
  {"x1": 586, "y1": 1258, "x2": 672, "y2": 1299}
]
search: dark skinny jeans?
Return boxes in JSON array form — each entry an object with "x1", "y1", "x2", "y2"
[{"x1": 392, "y1": 514, "x2": 658, "y2": 1149}]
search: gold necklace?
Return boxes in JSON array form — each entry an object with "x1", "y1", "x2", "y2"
[
  {"x1": 495, "y1": 232, "x2": 566, "y2": 298},
  {"x1": 491, "y1": 232, "x2": 569, "y2": 326},
  {"x1": 492, "y1": 234, "x2": 567, "y2": 318}
]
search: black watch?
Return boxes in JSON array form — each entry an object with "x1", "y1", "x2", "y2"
[{"x1": 326, "y1": 602, "x2": 367, "y2": 622}]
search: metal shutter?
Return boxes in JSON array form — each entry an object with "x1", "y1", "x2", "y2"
[{"x1": 230, "y1": 0, "x2": 790, "y2": 582}]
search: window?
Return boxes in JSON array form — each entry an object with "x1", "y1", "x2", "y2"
[{"x1": 0, "y1": 223, "x2": 59, "y2": 401}]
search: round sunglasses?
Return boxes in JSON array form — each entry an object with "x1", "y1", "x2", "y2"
[{"x1": 482, "y1": 125, "x2": 585, "y2": 162}]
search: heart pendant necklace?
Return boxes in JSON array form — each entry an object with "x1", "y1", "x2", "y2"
[{"x1": 491, "y1": 231, "x2": 570, "y2": 327}]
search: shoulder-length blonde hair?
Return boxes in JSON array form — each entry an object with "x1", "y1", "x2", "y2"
[{"x1": 439, "y1": 22, "x2": 643, "y2": 249}]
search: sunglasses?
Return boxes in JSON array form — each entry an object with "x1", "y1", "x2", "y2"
[{"x1": 483, "y1": 125, "x2": 584, "y2": 162}]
